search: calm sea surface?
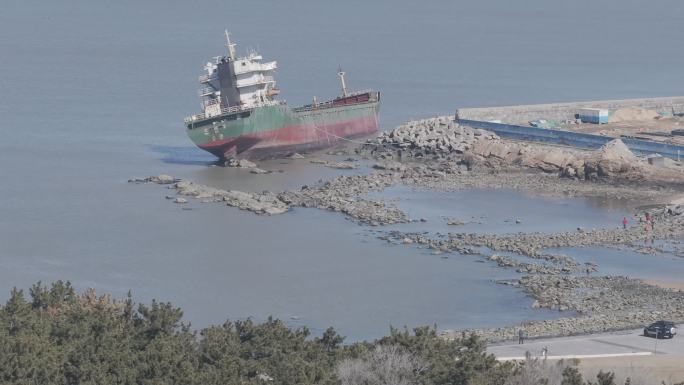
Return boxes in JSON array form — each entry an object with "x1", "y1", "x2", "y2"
[{"x1": 1, "y1": 0, "x2": 683, "y2": 340}]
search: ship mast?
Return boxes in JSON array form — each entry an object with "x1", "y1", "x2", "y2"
[
  {"x1": 337, "y1": 67, "x2": 348, "y2": 98},
  {"x1": 224, "y1": 30, "x2": 236, "y2": 60}
]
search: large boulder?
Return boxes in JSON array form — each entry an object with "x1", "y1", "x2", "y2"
[
  {"x1": 597, "y1": 139, "x2": 637, "y2": 162},
  {"x1": 149, "y1": 174, "x2": 176, "y2": 184},
  {"x1": 581, "y1": 139, "x2": 639, "y2": 179}
]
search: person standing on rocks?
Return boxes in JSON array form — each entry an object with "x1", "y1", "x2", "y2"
[
  {"x1": 622, "y1": 217, "x2": 628, "y2": 229},
  {"x1": 518, "y1": 329, "x2": 525, "y2": 344}
]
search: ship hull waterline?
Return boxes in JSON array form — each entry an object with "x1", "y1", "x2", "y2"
[{"x1": 186, "y1": 99, "x2": 380, "y2": 160}]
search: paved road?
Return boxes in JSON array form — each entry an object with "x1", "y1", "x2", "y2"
[{"x1": 487, "y1": 325, "x2": 684, "y2": 360}]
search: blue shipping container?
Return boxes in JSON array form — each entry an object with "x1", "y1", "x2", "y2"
[{"x1": 578, "y1": 108, "x2": 609, "y2": 124}]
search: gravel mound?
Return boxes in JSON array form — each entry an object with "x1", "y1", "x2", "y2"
[{"x1": 609, "y1": 108, "x2": 660, "y2": 123}]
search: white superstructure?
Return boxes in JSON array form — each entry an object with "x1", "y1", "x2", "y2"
[
  {"x1": 232, "y1": 51, "x2": 278, "y2": 107},
  {"x1": 197, "y1": 32, "x2": 280, "y2": 118}
]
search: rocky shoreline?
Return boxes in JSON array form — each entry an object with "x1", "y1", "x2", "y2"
[
  {"x1": 133, "y1": 115, "x2": 684, "y2": 344},
  {"x1": 389, "y1": 205, "x2": 684, "y2": 343},
  {"x1": 447, "y1": 275, "x2": 684, "y2": 343},
  {"x1": 130, "y1": 172, "x2": 408, "y2": 225}
]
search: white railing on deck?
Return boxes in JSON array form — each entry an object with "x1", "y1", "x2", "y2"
[
  {"x1": 198, "y1": 87, "x2": 216, "y2": 96},
  {"x1": 184, "y1": 100, "x2": 286, "y2": 124},
  {"x1": 198, "y1": 74, "x2": 213, "y2": 83},
  {"x1": 347, "y1": 89, "x2": 373, "y2": 97},
  {"x1": 292, "y1": 90, "x2": 375, "y2": 113}
]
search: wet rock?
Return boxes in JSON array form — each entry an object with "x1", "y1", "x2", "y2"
[
  {"x1": 165, "y1": 179, "x2": 290, "y2": 215},
  {"x1": 225, "y1": 158, "x2": 257, "y2": 168},
  {"x1": 130, "y1": 174, "x2": 179, "y2": 184},
  {"x1": 174, "y1": 197, "x2": 188, "y2": 204},
  {"x1": 372, "y1": 161, "x2": 406, "y2": 172},
  {"x1": 250, "y1": 168, "x2": 269, "y2": 174},
  {"x1": 447, "y1": 218, "x2": 466, "y2": 226},
  {"x1": 325, "y1": 161, "x2": 358, "y2": 170}
]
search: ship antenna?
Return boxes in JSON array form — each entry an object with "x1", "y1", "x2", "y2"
[
  {"x1": 224, "y1": 30, "x2": 236, "y2": 60},
  {"x1": 337, "y1": 66, "x2": 348, "y2": 98}
]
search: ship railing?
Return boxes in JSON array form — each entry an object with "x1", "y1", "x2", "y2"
[
  {"x1": 347, "y1": 89, "x2": 373, "y2": 96},
  {"x1": 292, "y1": 90, "x2": 375, "y2": 113},
  {"x1": 292, "y1": 100, "x2": 335, "y2": 112},
  {"x1": 218, "y1": 105, "x2": 243, "y2": 115},
  {"x1": 198, "y1": 86, "x2": 217, "y2": 96},
  {"x1": 184, "y1": 107, "x2": 238, "y2": 123},
  {"x1": 184, "y1": 100, "x2": 285, "y2": 123},
  {"x1": 198, "y1": 74, "x2": 213, "y2": 83},
  {"x1": 203, "y1": 98, "x2": 221, "y2": 107}
]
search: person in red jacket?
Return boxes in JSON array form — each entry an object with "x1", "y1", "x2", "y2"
[{"x1": 622, "y1": 217, "x2": 628, "y2": 229}]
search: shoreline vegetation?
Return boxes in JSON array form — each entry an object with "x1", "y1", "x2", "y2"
[{"x1": 2, "y1": 281, "x2": 680, "y2": 385}]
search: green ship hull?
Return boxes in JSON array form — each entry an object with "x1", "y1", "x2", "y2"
[{"x1": 185, "y1": 91, "x2": 380, "y2": 159}]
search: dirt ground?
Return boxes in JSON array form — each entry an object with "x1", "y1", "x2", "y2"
[
  {"x1": 564, "y1": 114, "x2": 684, "y2": 147},
  {"x1": 578, "y1": 355, "x2": 684, "y2": 384},
  {"x1": 644, "y1": 279, "x2": 684, "y2": 291}
]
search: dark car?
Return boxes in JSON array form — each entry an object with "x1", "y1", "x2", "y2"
[{"x1": 643, "y1": 321, "x2": 677, "y2": 339}]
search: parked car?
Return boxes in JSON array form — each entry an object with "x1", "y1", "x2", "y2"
[{"x1": 643, "y1": 321, "x2": 677, "y2": 339}]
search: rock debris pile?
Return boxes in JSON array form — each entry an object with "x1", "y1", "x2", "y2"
[
  {"x1": 361, "y1": 117, "x2": 684, "y2": 185},
  {"x1": 363, "y1": 116, "x2": 497, "y2": 160},
  {"x1": 131, "y1": 173, "x2": 408, "y2": 225},
  {"x1": 279, "y1": 172, "x2": 407, "y2": 225}
]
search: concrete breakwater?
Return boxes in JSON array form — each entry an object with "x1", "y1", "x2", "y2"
[
  {"x1": 458, "y1": 119, "x2": 684, "y2": 160},
  {"x1": 456, "y1": 96, "x2": 684, "y2": 124},
  {"x1": 454, "y1": 97, "x2": 684, "y2": 160}
]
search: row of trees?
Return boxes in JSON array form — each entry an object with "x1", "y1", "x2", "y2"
[{"x1": 0, "y1": 281, "x2": 678, "y2": 385}]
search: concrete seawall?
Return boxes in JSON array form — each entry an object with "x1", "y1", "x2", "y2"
[
  {"x1": 458, "y1": 119, "x2": 684, "y2": 160},
  {"x1": 456, "y1": 96, "x2": 684, "y2": 124}
]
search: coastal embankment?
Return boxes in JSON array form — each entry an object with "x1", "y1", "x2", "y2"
[{"x1": 456, "y1": 96, "x2": 684, "y2": 124}]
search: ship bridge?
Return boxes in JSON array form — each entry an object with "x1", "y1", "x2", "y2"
[{"x1": 194, "y1": 32, "x2": 280, "y2": 118}]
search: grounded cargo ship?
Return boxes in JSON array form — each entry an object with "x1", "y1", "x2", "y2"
[{"x1": 184, "y1": 32, "x2": 380, "y2": 160}]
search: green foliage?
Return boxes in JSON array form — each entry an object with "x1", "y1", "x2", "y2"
[
  {"x1": 595, "y1": 371, "x2": 616, "y2": 385},
  {"x1": 561, "y1": 366, "x2": 583, "y2": 385},
  {"x1": 2, "y1": 282, "x2": 611, "y2": 385},
  {"x1": 585, "y1": 370, "x2": 617, "y2": 385},
  {"x1": 375, "y1": 326, "x2": 508, "y2": 385}
]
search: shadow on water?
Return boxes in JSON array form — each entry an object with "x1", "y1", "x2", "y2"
[{"x1": 149, "y1": 145, "x2": 218, "y2": 166}]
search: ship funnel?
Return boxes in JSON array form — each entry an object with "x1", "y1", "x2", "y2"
[
  {"x1": 337, "y1": 67, "x2": 348, "y2": 98},
  {"x1": 224, "y1": 30, "x2": 237, "y2": 60}
]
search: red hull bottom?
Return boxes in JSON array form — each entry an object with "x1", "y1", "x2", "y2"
[{"x1": 199, "y1": 115, "x2": 378, "y2": 160}]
